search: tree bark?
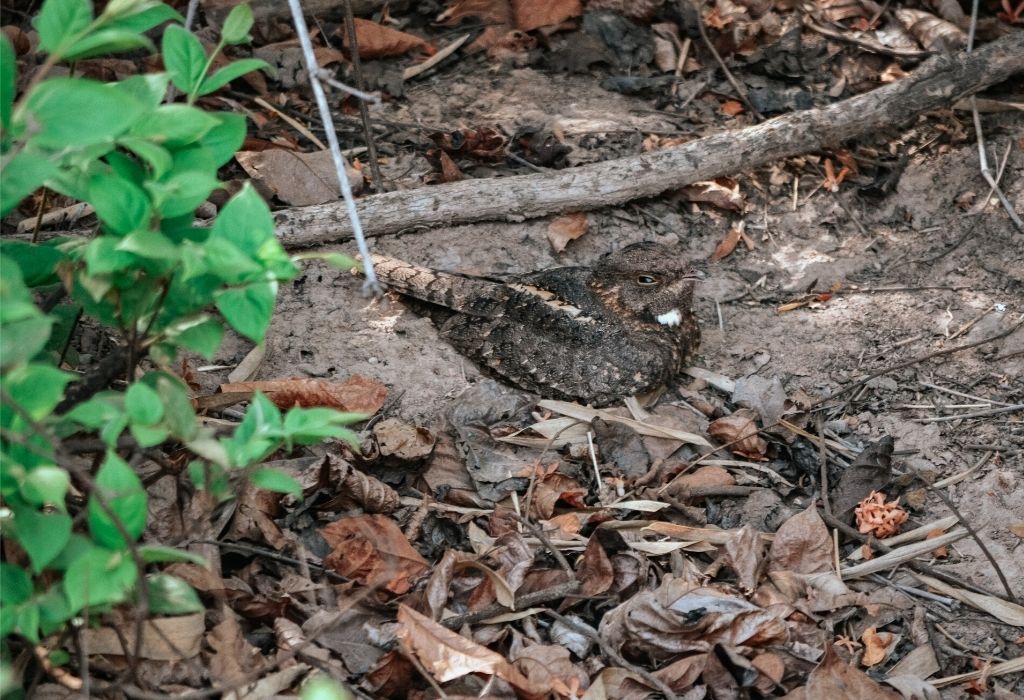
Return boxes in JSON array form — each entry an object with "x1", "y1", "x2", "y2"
[{"x1": 273, "y1": 31, "x2": 1024, "y2": 249}]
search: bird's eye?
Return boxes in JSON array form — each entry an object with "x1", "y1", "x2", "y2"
[{"x1": 637, "y1": 275, "x2": 658, "y2": 286}]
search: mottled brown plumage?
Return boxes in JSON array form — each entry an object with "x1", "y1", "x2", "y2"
[{"x1": 366, "y1": 243, "x2": 702, "y2": 406}]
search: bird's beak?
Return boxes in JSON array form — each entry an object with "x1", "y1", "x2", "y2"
[{"x1": 684, "y1": 270, "x2": 706, "y2": 282}]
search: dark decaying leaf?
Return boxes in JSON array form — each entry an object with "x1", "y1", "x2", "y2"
[
  {"x1": 830, "y1": 435, "x2": 894, "y2": 517},
  {"x1": 321, "y1": 514, "x2": 429, "y2": 595},
  {"x1": 766, "y1": 505, "x2": 833, "y2": 574}
]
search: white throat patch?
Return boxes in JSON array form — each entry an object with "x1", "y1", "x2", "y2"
[{"x1": 656, "y1": 308, "x2": 682, "y2": 327}]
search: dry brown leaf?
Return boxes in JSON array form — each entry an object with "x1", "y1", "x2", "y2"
[
  {"x1": 321, "y1": 515, "x2": 429, "y2": 594},
  {"x1": 320, "y1": 458, "x2": 399, "y2": 513},
  {"x1": 220, "y1": 374, "x2": 387, "y2": 414},
  {"x1": 724, "y1": 525, "x2": 764, "y2": 593},
  {"x1": 806, "y1": 645, "x2": 902, "y2": 698},
  {"x1": 208, "y1": 617, "x2": 265, "y2": 688},
  {"x1": 893, "y1": 9, "x2": 966, "y2": 51},
  {"x1": 396, "y1": 604, "x2": 544, "y2": 694},
  {"x1": 707, "y1": 411, "x2": 768, "y2": 460},
  {"x1": 342, "y1": 18, "x2": 434, "y2": 58},
  {"x1": 925, "y1": 528, "x2": 949, "y2": 558},
  {"x1": 547, "y1": 212, "x2": 589, "y2": 252},
  {"x1": 512, "y1": 0, "x2": 582, "y2": 31},
  {"x1": 81, "y1": 613, "x2": 204, "y2": 660},
  {"x1": 681, "y1": 177, "x2": 746, "y2": 212},
  {"x1": 767, "y1": 505, "x2": 833, "y2": 574},
  {"x1": 373, "y1": 418, "x2": 435, "y2": 461},
  {"x1": 711, "y1": 226, "x2": 742, "y2": 262},
  {"x1": 721, "y1": 99, "x2": 745, "y2": 115},
  {"x1": 861, "y1": 626, "x2": 894, "y2": 667},
  {"x1": 235, "y1": 149, "x2": 362, "y2": 206},
  {"x1": 578, "y1": 535, "x2": 615, "y2": 597},
  {"x1": 1008, "y1": 522, "x2": 1024, "y2": 539},
  {"x1": 670, "y1": 465, "x2": 736, "y2": 493},
  {"x1": 855, "y1": 491, "x2": 908, "y2": 538}
]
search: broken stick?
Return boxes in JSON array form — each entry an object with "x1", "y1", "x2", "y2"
[{"x1": 273, "y1": 31, "x2": 1023, "y2": 248}]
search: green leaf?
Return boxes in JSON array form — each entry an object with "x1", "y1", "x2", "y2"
[
  {"x1": 283, "y1": 407, "x2": 362, "y2": 447},
  {"x1": 196, "y1": 112, "x2": 246, "y2": 167},
  {"x1": 150, "y1": 372, "x2": 197, "y2": 440},
  {"x1": 34, "y1": 0, "x2": 93, "y2": 54},
  {"x1": 211, "y1": 183, "x2": 274, "y2": 252},
  {"x1": 64, "y1": 28, "x2": 154, "y2": 60},
  {"x1": 0, "y1": 150, "x2": 59, "y2": 217},
  {"x1": 20, "y1": 466, "x2": 70, "y2": 507},
  {"x1": 118, "y1": 137, "x2": 173, "y2": 179},
  {"x1": 1, "y1": 363, "x2": 73, "y2": 422},
  {"x1": 197, "y1": 58, "x2": 270, "y2": 96},
  {"x1": 138, "y1": 545, "x2": 207, "y2": 566},
  {"x1": 1, "y1": 35, "x2": 14, "y2": 132},
  {"x1": 215, "y1": 281, "x2": 276, "y2": 342},
  {"x1": 114, "y1": 72, "x2": 172, "y2": 110},
  {"x1": 1, "y1": 242, "x2": 66, "y2": 287},
  {"x1": 301, "y1": 676, "x2": 353, "y2": 700},
  {"x1": 36, "y1": 586, "x2": 73, "y2": 635},
  {"x1": 11, "y1": 506, "x2": 73, "y2": 573},
  {"x1": 87, "y1": 452, "x2": 147, "y2": 548},
  {"x1": 203, "y1": 238, "x2": 264, "y2": 284},
  {"x1": 228, "y1": 392, "x2": 282, "y2": 466},
  {"x1": 250, "y1": 467, "x2": 302, "y2": 499},
  {"x1": 167, "y1": 316, "x2": 223, "y2": 359},
  {"x1": 89, "y1": 172, "x2": 152, "y2": 235},
  {"x1": 146, "y1": 574, "x2": 203, "y2": 614},
  {"x1": 0, "y1": 563, "x2": 33, "y2": 605},
  {"x1": 161, "y1": 25, "x2": 207, "y2": 96},
  {"x1": 81, "y1": 236, "x2": 136, "y2": 275},
  {"x1": 116, "y1": 229, "x2": 180, "y2": 263},
  {"x1": 61, "y1": 393, "x2": 124, "y2": 430},
  {"x1": 104, "y1": 2, "x2": 182, "y2": 33},
  {"x1": 63, "y1": 546, "x2": 137, "y2": 614},
  {"x1": 294, "y1": 252, "x2": 358, "y2": 271},
  {"x1": 129, "y1": 422, "x2": 169, "y2": 447},
  {"x1": 125, "y1": 381, "x2": 164, "y2": 425},
  {"x1": 221, "y1": 3, "x2": 254, "y2": 44},
  {"x1": 148, "y1": 170, "x2": 220, "y2": 218},
  {"x1": 130, "y1": 104, "x2": 219, "y2": 146},
  {"x1": 1, "y1": 316, "x2": 54, "y2": 368},
  {"x1": 22, "y1": 78, "x2": 145, "y2": 149}
]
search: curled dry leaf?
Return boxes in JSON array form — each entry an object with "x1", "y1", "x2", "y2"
[
  {"x1": 321, "y1": 458, "x2": 399, "y2": 513},
  {"x1": 861, "y1": 626, "x2": 894, "y2": 667},
  {"x1": 667, "y1": 464, "x2": 736, "y2": 495},
  {"x1": 807, "y1": 645, "x2": 902, "y2": 698},
  {"x1": 707, "y1": 411, "x2": 768, "y2": 460},
  {"x1": 680, "y1": 177, "x2": 746, "y2": 212},
  {"x1": 429, "y1": 126, "x2": 508, "y2": 161},
  {"x1": 220, "y1": 374, "x2": 387, "y2": 414},
  {"x1": 513, "y1": 0, "x2": 583, "y2": 31},
  {"x1": 373, "y1": 418, "x2": 435, "y2": 461},
  {"x1": 547, "y1": 212, "x2": 589, "y2": 253},
  {"x1": 893, "y1": 9, "x2": 966, "y2": 52},
  {"x1": 767, "y1": 505, "x2": 833, "y2": 575},
  {"x1": 235, "y1": 149, "x2": 362, "y2": 206},
  {"x1": 855, "y1": 491, "x2": 908, "y2": 538},
  {"x1": 342, "y1": 18, "x2": 435, "y2": 59},
  {"x1": 599, "y1": 576, "x2": 788, "y2": 658},
  {"x1": 81, "y1": 614, "x2": 204, "y2": 660},
  {"x1": 396, "y1": 604, "x2": 543, "y2": 694},
  {"x1": 321, "y1": 515, "x2": 429, "y2": 594}
]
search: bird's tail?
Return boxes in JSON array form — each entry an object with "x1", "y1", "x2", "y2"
[{"x1": 362, "y1": 255, "x2": 506, "y2": 317}]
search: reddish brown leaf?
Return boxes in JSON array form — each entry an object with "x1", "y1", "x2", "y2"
[
  {"x1": 547, "y1": 212, "x2": 589, "y2": 253},
  {"x1": 342, "y1": 18, "x2": 435, "y2": 59},
  {"x1": 767, "y1": 505, "x2": 833, "y2": 574},
  {"x1": 711, "y1": 226, "x2": 742, "y2": 262},
  {"x1": 220, "y1": 374, "x2": 387, "y2": 414},
  {"x1": 721, "y1": 99, "x2": 745, "y2": 115},
  {"x1": 707, "y1": 411, "x2": 767, "y2": 460},
  {"x1": 860, "y1": 626, "x2": 893, "y2": 667},
  {"x1": 682, "y1": 177, "x2": 746, "y2": 213},
  {"x1": 806, "y1": 645, "x2": 901, "y2": 698},
  {"x1": 512, "y1": 0, "x2": 583, "y2": 31},
  {"x1": 577, "y1": 535, "x2": 614, "y2": 597},
  {"x1": 854, "y1": 491, "x2": 908, "y2": 538},
  {"x1": 669, "y1": 465, "x2": 736, "y2": 494},
  {"x1": 321, "y1": 515, "x2": 429, "y2": 594},
  {"x1": 396, "y1": 604, "x2": 544, "y2": 694}
]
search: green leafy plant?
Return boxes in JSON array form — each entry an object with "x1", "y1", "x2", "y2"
[{"x1": 0, "y1": 0, "x2": 359, "y2": 651}]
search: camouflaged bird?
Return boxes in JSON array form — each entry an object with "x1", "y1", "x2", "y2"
[{"x1": 366, "y1": 242, "x2": 702, "y2": 407}]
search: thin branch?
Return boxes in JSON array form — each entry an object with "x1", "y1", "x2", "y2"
[
  {"x1": 339, "y1": 0, "x2": 385, "y2": 193},
  {"x1": 285, "y1": 0, "x2": 381, "y2": 294}
]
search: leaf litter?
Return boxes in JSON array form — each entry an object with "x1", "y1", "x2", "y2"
[{"x1": 11, "y1": 0, "x2": 1024, "y2": 694}]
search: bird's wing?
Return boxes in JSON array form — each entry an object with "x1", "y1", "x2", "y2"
[{"x1": 369, "y1": 255, "x2": 509, "y2": 318}]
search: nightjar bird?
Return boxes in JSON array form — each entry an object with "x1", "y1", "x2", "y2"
[{"x1": 364, "y1": 242, "x2": 702, "y2": 407}]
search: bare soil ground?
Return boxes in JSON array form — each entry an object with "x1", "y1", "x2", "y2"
[{"x1": 208, "y1": 64, "x2": 1024, "y2": 622}]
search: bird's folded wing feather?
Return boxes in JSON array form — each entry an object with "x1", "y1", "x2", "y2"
[{"x1": 369, "y1": 255, "x2": 509, "y2": 317}]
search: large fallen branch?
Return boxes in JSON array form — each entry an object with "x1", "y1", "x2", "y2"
[{"x1": 274, "y1": 31, "x2": 1024, "y2": 249}]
